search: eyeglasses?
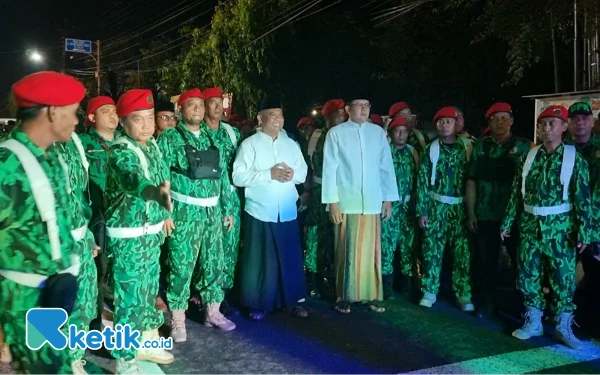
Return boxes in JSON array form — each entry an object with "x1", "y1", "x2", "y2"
[{"x1": 158, "y1": 115, "x2": 177, "y2": 121}]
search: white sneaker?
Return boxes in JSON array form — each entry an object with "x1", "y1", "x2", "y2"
[
  {"x1": 71, "y1": 359, "x2": 88, "y2": 375},
  {"x1": 137, "y1": 329, "x2": 174, "y2": 364},
  {"x1": 457, "y1": 297, "x2": 475, "y2": 312},
  {"x1": 117, "y1": 358, "x2": 140, "y2": 375},
  {"x1": 419, "y1": 293, "x2": 437, "y2": 308}
]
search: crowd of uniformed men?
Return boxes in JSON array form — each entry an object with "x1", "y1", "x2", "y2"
[{"x1": 1, "y1": 70, "x2": 600, "y2": 374}]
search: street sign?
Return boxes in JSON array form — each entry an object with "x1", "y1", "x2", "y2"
[{"x1": 65, "y1": 38, "x2": 93, "y2": 54}]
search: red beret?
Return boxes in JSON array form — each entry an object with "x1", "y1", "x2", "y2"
[
  {"x1": 322, "y1": 99, "x2": 345, "y2": 117},
  {"x1": 177, "y1": 88, "x2": 203, "y2": 106},
  {"x1": 117, "y1": 89, "x2": 154, "y2": 117},
  {"x1": 297, "y1": 117, "x2": 313, "y2": 128},
  {"x1": 388, "y1": 102, "x2": 409, "y2": 117},
  {"x1": 12, "y1": 71, "x2": 86, "y2": 108},
  {"x1": 537, "y1": 105, "x2": 568, "y2": 123},
  {"x1": 203, "y1": 87, "x2": 223, "y2": 100},
  {"x1": 388, "y1": 116, "x2": 407, "y2": 131},
  {"x1": 85, "y1": 96, "x2": 115, "y2": 126},
  {"x1": 433, "y1": 106, "x2": 460, "y2": 122},
  {"x1": 485, "y1": 102, "x2": 512, "y2": 119},
  {"x1": 370, "y1": 114, "x2": 384, "y2": 126}
]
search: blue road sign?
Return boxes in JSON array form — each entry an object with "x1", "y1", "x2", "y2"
[{"x1": 65, "y1": 38, "x2": 93, "y2": 54}]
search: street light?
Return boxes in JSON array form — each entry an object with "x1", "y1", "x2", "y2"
[{"x1": 30, "y1": 51, "x2": 42, "y2": 62}]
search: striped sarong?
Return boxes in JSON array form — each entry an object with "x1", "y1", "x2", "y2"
[{"x1": 334, "y1": 214, "x2": 383, "y2": 302}]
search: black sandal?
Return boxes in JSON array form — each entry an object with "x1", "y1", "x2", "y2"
[{"x1": 335, "y1": 300, "x2": 351, "y2": 314}]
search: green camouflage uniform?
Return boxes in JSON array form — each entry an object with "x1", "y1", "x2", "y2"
[
  {"x1": 56, "y1": 134, "x2": 99, "y2": 363},
  {"x1": 468, "y1": 135, "x2": 532, "y2": 302},
  {"x1": 79, "y1": 128, "x2": 121, "y2": 323},
  {"x1": 157, "y1": 122, "x2": 236, "y2": 310},
  {"x1": 104, "y1": 133, "x2": 170, "y2": 361},
  {"x1": 0, "y1": 129, "x2": 73, "y2": 374},
  {"x1": 381, "y1": 144, "x2": 418, "y2": 277},
  {"x1": 209, "y1": 122, "x2": 242, "y2": 291},
  {"x1": 565, "y1": 133, "x2": 600, "y2": 199},
  {"x1": 304, "y1": 128, "x2": 332, "y2": 273},
  {"x1": 416, "y1": 137, "x2": 472, "y2": 298},
  {"x1": 502, "y1": 144, "x2": 592, "y2": 314}
]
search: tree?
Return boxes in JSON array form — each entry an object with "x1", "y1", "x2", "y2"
[{"x1": 159, "y1": 0, "x2": 294, "y2": 116}]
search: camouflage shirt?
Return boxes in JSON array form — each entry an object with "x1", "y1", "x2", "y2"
[
  {"x1": 565, "y1": 132, "x2": 600, "y2": 193},
  {"x1": 0, "y1": 128, "x2": 74, "y2": 274},
  {"x1": 391, "y1": 144, "x2": 419, "y2": 209},
  {"x1": 79, "y1": 128, "x2": 121, "y2": 211},
  {"x1": 468, "y1": 135, "x2": 533, "y2": 222},
  {"x1": 502, "y1": 143, "x2": 592, "y2": 244},
  {"x1": 156, "y1": 121, "x2": 238, "y2": 221},
  {"x1": 416, "y1": 138, "x2": 470, "y2": 217},
  {"x1": 104, "y1": 133, "x2": 170, "y2": 228},
  {"x1": 408, "y1": 128, "x2": 430, "y2": 154}
]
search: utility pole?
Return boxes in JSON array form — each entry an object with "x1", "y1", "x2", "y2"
[{"x1": 96, "y1": 40, "x2": 101, "y2": 95}]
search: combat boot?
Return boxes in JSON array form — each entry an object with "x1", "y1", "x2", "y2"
[
  {"x1": 383, "y1": 274, "x2": 395, "y2": 300},
  {"x1": 419, "y1": 293, "x2": 437, "y2": 308},
  {"x1": 71, "y1": 359, "x2": 88, "y2": 375},
  {"x1": 553, "y1": 312, "x2": 583, "y2": 350},
  {"x1": 205, "y1": 303, "x2": 236, "y2": 331},
  {"x1": 0, "y1": 344, "x2": 11, "y2": 363},
  {"x1": 137, "y1": 329, "x2": 174, "y2": 364},
  {"x1": 116, "y1": 358, "x2": 140, "y2": 375},
  {"x1": 512, "y1": 307, "x2": 544, "y2": 340},
  {"x1": 170, "y1": 309, "x2": 187, "y2": 343}
]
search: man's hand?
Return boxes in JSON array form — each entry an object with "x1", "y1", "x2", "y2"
[
  {"x1": 92, "y1": 245, "x2": 100, "y2": 258},
  {"x1": 500, "y1": 230, "x2": 510, "y2": 241},
  {"x1": 418, "y1": 216, "x2": 428, "y2": 228},
  {"x1": 467, "y1": 213, "x2": 478, "y2": 233},
  {"x1": 152, "y1": 181, "x2": 172, "y2": 212},
  {"x1": 223, "y1": 215, "x2": 234, "y2": 232},
  {"x1": 271, "y1": 163, "x2": 288, "y2": 182},
  {"x1": 163, "y1": 219, "x2": 175, "y2": 237},
  {"x1": 329, "y1": 203, "x2": 343, "y2": 225},
  {"x1": 381, "y1": 201, "x2": 392, "y2": 221}
]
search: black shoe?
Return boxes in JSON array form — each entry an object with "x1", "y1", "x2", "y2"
[
  {"x1": 383, "y1": 274, "x2": 395, "y2": 300},
  {"x1": 220, "y1": 298, "x2": 240, "y2": 316},
  {"x1": 307, "y1": 272, "x2": 321, "y2": 299}
]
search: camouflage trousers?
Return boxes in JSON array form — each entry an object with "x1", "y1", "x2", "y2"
[
  {"x1": 304, "y1": 221, "x2": 333, "y2": 274},
  {"x1": 109, "y1": 233, "x2": 164, "y2": 360},
  {"x1": 68, "y1": 230, "x2": 98, "y2": 362},
  {"x1": 173, "y1": 206, "x2": 225, "y2": 308},
  {"x1": 421, "y1": 201, "x2": 472, "y2": 299},
  {"x1": 222, "y1": 201, "x2": 241, "y2": 290},
  {"x1": 0, "y1": 277, "x2": 71, "y2": 374},
  {"x1": 381, "y1": 201, "x2": 416, "y2": 277},
  {"x1": 518, "y1": 231, "x2": 576, "y2": 314}
]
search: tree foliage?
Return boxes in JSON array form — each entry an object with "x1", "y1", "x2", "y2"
[{"x1": 159, "y1": 0, "x2": 290, "y2": 116}]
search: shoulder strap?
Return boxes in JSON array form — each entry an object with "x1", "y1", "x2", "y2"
[
  {"x1": 461, "y1": 137, "x2": 473, "y2": 162},
  {"x1": 71, "y1": 132, "x2": 89, "y2": 174},
  {"x1": 113, "y1": 137, "x2": 150, "y2": 179},
  {"x1": 561, "y1": 145, "x2": 576, "y2": 201},
  {"x1": 149, "y1": 138, "x2": 162, "y2": 158},
  {"x1": 521, "y1": 145, "x2": 542, "y2": 197},
  {"x1": 0, "y1": 140, "x2": 62, "y2": 260},
  {"x1": 222, "y1": 123, "x2": 238, "y2": 147},
  {"x1": 429, "y1": 139, "x2": 440, "y2": 186},
  {"x1": 406, "y1": 144, "x2": 419, "y2": 166}
]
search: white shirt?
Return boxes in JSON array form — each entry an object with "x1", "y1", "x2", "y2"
[
  {"x1": 232, "y1": 130, "x2": 308, "y2": 223},
  {"x1": 322, "y1": 119, "x2": 399, "y2": 214}
]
